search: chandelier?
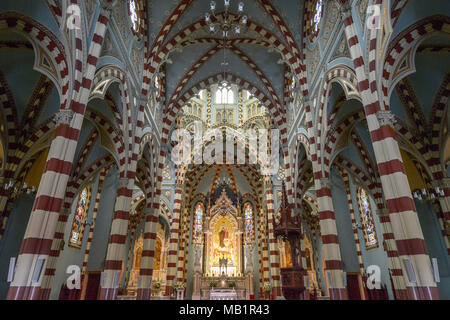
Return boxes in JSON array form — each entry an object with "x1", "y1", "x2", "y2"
[{"x1": 205, "y1": 0, "x2": 247, "y2": 38}]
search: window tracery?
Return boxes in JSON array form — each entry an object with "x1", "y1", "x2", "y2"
[
  {"x1": 357, "y1": 188, "x2": 378, "y2": 249},
  {"x1": 243, "y1": 202, "x2": 254, "y2": 242},
  {"x1": 193, "y1": 201, "x2": 204, "y2": 244},
  {"x1": 215, "y1": 87, "x2": 234, "y2": 104},
  {"x1": 69, "y1": 186, "x2": 91, "y2": 248}
]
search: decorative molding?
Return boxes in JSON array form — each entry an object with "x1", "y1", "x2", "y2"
[
  {"x1": 54, "y1": 109, "x2": 74, "y2": 126},
  {"x1": 118, "y1": 177, "x2": 129, "y2": 189},
  {"x1": 376, "y1": 110, "x2": 396, "y2": 127},
  {"x1": 319, "y1": 177, "x2": 330, "y2": 189}
]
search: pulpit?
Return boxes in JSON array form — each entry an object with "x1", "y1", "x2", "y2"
[{"x1": 275, "y1": 183, "x2": 306, "y2": 300}]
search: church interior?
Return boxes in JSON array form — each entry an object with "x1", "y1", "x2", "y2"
[{"x1": 0, "y1": 0, "x2": 449, "y2": 301}]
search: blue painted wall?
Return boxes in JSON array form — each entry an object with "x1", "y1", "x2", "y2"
[
  {"x1": 415, "y1": 200, "x2": 450, "y2": 299},
  {"x1": 348, "y1": 179, "x2": 394, "y2": 299},
  {"x1": 86, "y1": 166, "x2": 118, "y2": 272},
  {"x1": 330, "y1": 168, "x2": 360, "y2": 272},
  {"x1": 49, "y1": 173, "x2": 101, "y2": 300},
  {"x1": 0, "y1": 193, "x2": 35, "y2": 299}
]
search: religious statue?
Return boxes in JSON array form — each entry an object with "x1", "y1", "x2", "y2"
[
  {"x1": 194, "y1": 245, "x2": 202, "y2": 269},
  {"x1": 245, "y1": 245, "x2": 254, "y2": 272},
  {"x1": 219, "y1": 226, "x2": 228, "y2": 248},
  {"x1": 219, "y1": 255, "x2": 228, "y2": 275}
]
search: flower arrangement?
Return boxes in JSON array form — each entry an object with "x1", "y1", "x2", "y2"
[
  {"x1": 152, "y1": 280, "x2": 161, "y2": 290},
  {"x1": 262, "y1": 283, "x2": 272, "y2": 294},
  {"x1": 228, "y1": 281, "x2": 236, "y2": 288},
  {"x1": 209, "y1": 280, "x2": 218, "y2": 288},
  {"x1": 174, "y1": 282, "x2": 186, "y2": 291}
]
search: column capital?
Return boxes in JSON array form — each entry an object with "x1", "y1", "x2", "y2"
[
  {"x1": 376, "y1": 110, "x2": 397, "y2": 127},
  {"x1": 100, "y1": 0, "x2": 117, "y2": 11},
  {"x1": 143, "y1": 206, "x2": 157, "y2": 216},
  {"x1": 117, "y1": 177, "x2": 129, "y2": 189},
  {"x1": 54, "y1": 109, "x2": 74, "y2": 126},
  {"x1": 319, "y1": 177, "x2": 330, "y2": 189},
  {"x1": 337, "y1": 1, "x2": 352, "y2": 19},
  {"x1": 375, "y1": 208, "x2": 389, "y2": 216}
]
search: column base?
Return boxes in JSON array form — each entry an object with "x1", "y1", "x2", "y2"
[
  {"x1": 406, "y1": 286, "x2": 440, "y2": 300},
  {"x1": 329, "y1": 288, "x2": 348, "y2": 300},
  {"x1": 136, "y1": 288, "x2": 151, "y2": 300},
  {"x1": 99, "y1": 287, "x2": 118, "y2": 300},
  {"x1": 7, "y1": 286, "x2": 41, "y2": 300}
]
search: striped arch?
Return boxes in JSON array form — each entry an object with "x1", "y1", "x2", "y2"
[
  {"x1": 0, "y1": 12, "x2": 70, "y2": 108},
  {"x1": 154, "y1": 12, "x2": 301, "y2": 81},
  {"x1": 324, "y1": 109, "x2": 367, "y2": 173},
  {"x1": 382, "y1": 15, "x2": 450, "y2": 108},
  {"x1": 391, "y1": 0, "x2": 409, "y2": 27}
]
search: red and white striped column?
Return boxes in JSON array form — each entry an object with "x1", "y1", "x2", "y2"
[
  {"x1": 81, "y1": 167, "x2": 109, "y2": 274},
  {"x1": 136, "y1": 206, "x2": 159, "y2": 300},
  {"x1": 264, "y1": 180, "x2": 281, "y2": 298},
  {"x1": 340, "y1": 1, "x2": 439, "y2": 299},
  {"x1": 339, "y1": 168, "x2": 364, "y2": 274},
  {"x1": 305, "y1": 97, "x2": 348, "y2": 299},
  {"x1": 99, "y1": 177, "x2": 133, "y2": 300},
  {"x1": 431, "y1": 179, "x2": 450, "y2": 254},
  {"x1": 165, "y1": 185, "x2": 182, "y2": 296}
]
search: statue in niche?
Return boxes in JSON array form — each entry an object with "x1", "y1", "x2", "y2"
[
  {"x1": 245, "y1": 246, "x2": 254, "y2": 271},
  {"x1": 194, "y1": 245, "x2": 202, "y2": 269}
]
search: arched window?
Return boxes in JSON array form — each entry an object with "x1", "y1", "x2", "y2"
[
  {"x1": 244, "y1": 202, "x2": 254, "y2": 242},
  {"x1": 216, "y1": 87, "x2": 234, "y2": 104},
  {"x1": 129, "y1": 0, "x2": 139, "y2": 32},
  {"x1": 313, "y1": 0, "x2": 323, "y2": 33},
  {"x1": 69, "y1": 187, "x2": 91, "y2": 248},
  {"x1": 357, "y1": 188, "x2": 378, "y2": 249},
  {"x1": 193, "y1": 201, "x2": 204, "y2": 243}
]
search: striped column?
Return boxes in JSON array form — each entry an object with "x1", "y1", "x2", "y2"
[
  {"x1": 165, "y1": 185, "x2": 182, "y2": 296},
  {"x1": 377, "y1": 209, "x2": 408, "y2": 299},
  {"x1": 339, "y1": 168, "x2": 364, "y2": 274},
  {"x1": 176, "y1": 206, "x2": 188, "y2": 284},
  {"x1": 431, "y1": 179, "x2": 450, "y2": 254},
  {"x1": 340, "y1": 2, "x2": 439, "y2": 299},
  {"x1": 82, "y1": 167, "x2": 109, "y2": 274},
  {"x1": 99, "y1": 177, "x2": 133, "y2": 300},
  {"x1": 123, "y1": 222, "x2": 137, "y2": 292},
  {"x1": 257, "y1": 207, "x2": 264, "y2": 290},
  {"x1": 261, "y1": 208, "x2": 270, "y2": 285},
  {"x1": 6, "y1": 4, "x2": 112, "y2": 300},
  {"x1": 315, "y1": 177, "x2": 348, "y2": 300},
  {"x1": 264, "y1": 181, "x2": 281, "y2": 298},
  {"x1": 304, "y1": 92, "x2": 348, "y2": 299},
  {"x1": 136, "y1": 206, "x2": 159, "y2": 300}
]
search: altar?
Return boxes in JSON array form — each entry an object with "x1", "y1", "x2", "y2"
[
  {"x1": 190, "y1": 188, "x2": 255, "y2": 300},
  {"x1": 197, "y1": 276, "x2": 249, "y2": 300}
]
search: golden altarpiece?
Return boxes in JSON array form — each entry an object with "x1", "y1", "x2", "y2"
[{"x1": 192, "y1": 188, "x2": 255, "y2": 300}]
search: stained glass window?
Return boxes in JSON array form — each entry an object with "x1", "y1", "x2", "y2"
[
  {"x1": 69, "y1": 187, "x2": 91, "y2": 248},
  {"x1": 357, "y1": 188, "x2": 378, "y2": 248},
  {"x1": 193, "y1": 202, "x2": 204, "y2": 243},
  {"x1": 129, "y1": 0, "x2": 139, "y2": 32},
  {"x1": 313, "y1": 0, "x2": 323, "y2": 33},
  {"x1": 244, "y1": 202, "x2": 254, "y2": 242}
]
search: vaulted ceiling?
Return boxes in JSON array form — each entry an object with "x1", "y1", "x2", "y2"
[{"x1": 147, "y1": 0, "x2": 305, "y2": 115}]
